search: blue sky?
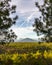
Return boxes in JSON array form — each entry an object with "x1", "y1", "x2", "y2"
[{"x1": 11, "y1": 0, "x2": 44, "y2": 40}]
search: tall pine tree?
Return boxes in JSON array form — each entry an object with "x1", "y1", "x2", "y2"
[
  {"x1": 33, "y1": 0, "x2": 52, "y2": 42},
  {"x1": 0, "y1": 0, "x2": 18, "y2": 43}
]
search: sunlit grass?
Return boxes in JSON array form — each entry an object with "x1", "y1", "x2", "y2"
[
  {"x1": 0, "y1": 50, "x2": 52, "y2": 65},
  {"x1": 0, "y1": 42, "x2": 52, "y2": 65}
]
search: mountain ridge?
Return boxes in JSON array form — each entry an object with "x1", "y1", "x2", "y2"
[{"x1": 17, "y1": 38, "x2": 38, "y2": 42}]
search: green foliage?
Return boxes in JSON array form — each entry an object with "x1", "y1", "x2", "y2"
[
  {"x1": 33, "y1": 0, "x2": 52, "y2": 42},
  {"x1": 0, "y1": 0, "x2": 18, "y2": 43}
]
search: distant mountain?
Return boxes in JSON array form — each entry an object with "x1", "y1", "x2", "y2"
[{"x1": 17, "y1": 38, "x2": 38, "y2": 42}]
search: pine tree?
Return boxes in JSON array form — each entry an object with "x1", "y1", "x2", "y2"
[
  {"x1": 33, "y1": 0, "x2": 52, "y2": 42},
  {"x1": 0, "y1": 0, "x2": 18, "y2": 43}
]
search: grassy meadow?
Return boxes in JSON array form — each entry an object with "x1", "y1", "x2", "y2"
[{"x1": 0, "y1": 42, "x2": 52, "y2": 65}]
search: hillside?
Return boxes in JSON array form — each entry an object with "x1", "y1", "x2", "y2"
[{"x1": 17, "y1": 38, "x2": 38, "y2": 42}]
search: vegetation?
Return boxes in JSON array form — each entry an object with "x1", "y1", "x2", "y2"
[
  {"x1": 33, "y1": 0, "x2": 52, "y2": 42},
  {"x1": 0, "y1": 0, "x2": 18, "y2": 43},
  {"x1": 0, "y1": 50, "x2": 52, "y2": 65},
  {"x1": 0, "y1": 42, "x2": 52, "y2": 54},
  {"x1": 0, "y1": 0, "x2": 52, "y2": 65},
  {"x1": 0, "y1": 42, "x2": 52, "y2": 65}
]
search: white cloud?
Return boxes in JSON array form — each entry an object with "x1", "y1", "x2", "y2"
[
  {"x1": 27, "y1": 11, "x2": 41, "y2": 22},
  {"x1": 11, "y1": 0, "x2": 44, "y2": 13},
  {"x1": 11, "y1": 27, "x2": 38, "y2": 39},
  {"x1": 10, "y1": 0, "x2": 44, "y2": 40},
  {"x1": 11, "y1": 0, "x2": 36, "y2": 13}
]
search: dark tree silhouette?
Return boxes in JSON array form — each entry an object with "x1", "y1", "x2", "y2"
[
  {"x1": 0, "y1": 0, "x2": 18, "y2": 43},
  {"x1": 33, "y1": 0, "x2": 52, "y2": 42}
]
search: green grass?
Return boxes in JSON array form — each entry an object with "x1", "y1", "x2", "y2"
[{"x1": 0, "y1": 42, "x2": 52, "y2": 54}]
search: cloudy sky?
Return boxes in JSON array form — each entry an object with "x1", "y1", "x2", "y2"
[{"x1": 11, "y1": 0, "x2": 44, "y2": 40}]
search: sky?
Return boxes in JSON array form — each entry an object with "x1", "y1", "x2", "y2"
[{"x1": 10, "y1": 0, "x2": 44, "y2": 40}]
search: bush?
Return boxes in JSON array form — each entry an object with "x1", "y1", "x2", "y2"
[{"x1": 0, "y1": 50, "x2": 52, "y2": 65}]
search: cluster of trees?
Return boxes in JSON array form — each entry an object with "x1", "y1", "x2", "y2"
[
  {"x1": 33, "y1": 0, "x2": 52, "y2": 42},
  {"x1": 0, "y1": 0, "x2": 18, "y2": 43}
]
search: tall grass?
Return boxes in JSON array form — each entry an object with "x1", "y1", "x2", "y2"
[{"x1": 0, "y1": 42, "x2": 52, "y2": 65}]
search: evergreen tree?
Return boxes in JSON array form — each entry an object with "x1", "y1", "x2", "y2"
[
  {"x1": 0, "y1": 0, "x2": 18, "y2": 43},
  {"x1": 33, "y1": 0, "x2": 52, "y2": 42}
]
